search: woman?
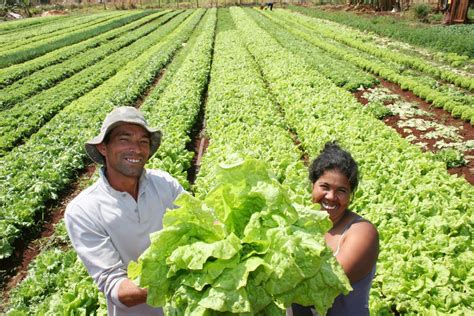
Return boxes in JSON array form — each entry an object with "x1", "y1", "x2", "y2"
[{"x1": 293, "y1": 142, "x2": 379, "y2": 316}]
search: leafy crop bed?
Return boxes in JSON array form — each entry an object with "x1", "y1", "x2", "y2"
[{"x1": 0, "y1": 6, "x2": 472, "y2": 315}]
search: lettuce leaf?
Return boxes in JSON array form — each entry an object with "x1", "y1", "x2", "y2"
[{"x1": 128, "y1": 157, "x2": 351, "y2": 315}]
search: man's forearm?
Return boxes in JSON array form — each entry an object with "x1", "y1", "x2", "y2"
[{"x1": 117, "y1": 278, "x2": 148, "y2": 307}]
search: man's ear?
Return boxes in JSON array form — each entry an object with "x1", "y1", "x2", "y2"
[{"x1": 96, "y1": 143, "x2": 107, "y2": 157}]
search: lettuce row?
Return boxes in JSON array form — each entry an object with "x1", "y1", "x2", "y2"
[
  {"x1": 245, "y1": 9, "x2": 377, "y2": 92},
  {"x1": 266, "y1": 10, "x2": 474, "y2": 124},
  {"x1": 194, "y1": 12, "x2": 308, "y2": 200},
  {"x1": 0, "y1": 11, "x2": 141, "y2": 68},
  {"x1": 0, "y1": 9, "x2": 204, "y2": 260},
  {"x1": 278, "y1": 10, "x2": 473, "y2": 92},
  {"x1": 0, "y1": 14, "x2": 68, "y2": 34},
  {"x1": 0, "y1": 11, "x2": 170, "y2": 109},
  {"x1": 0, "y1": 11, "x2": 169, "y2": 88},
  {"x1": 143, "y1": 8, "x2": 217, "y2": 189},
  {"x1": 6, "y1": 246, "x2": 107, "y2": 315},
  {"x1": 288, "y1": 5, "x2": 474, "y2": 59},
  {"x1": 0, "y1": 11, "x2": 127, "y2": 50},
  {"x1": 129, "y1": 159, "x2": 351, "y2": 315},
  {"x1": 232, "y1": 7, "x2": 473, "y2": 314},
  {"x1": 0, "y1": 10, "x2": 188, "y2": 156}
]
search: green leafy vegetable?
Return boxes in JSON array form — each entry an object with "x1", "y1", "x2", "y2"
[{"x1": 129, "y1": 158, "x2": 351, "y2": 315}]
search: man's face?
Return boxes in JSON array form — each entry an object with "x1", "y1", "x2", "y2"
[{"x1": 97, "y1": 123, "x2": 151, "y2": 179}]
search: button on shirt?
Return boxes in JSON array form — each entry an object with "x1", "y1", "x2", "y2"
[{"x1": 65, "y1": 168, "x2": 184, "y2": 315}]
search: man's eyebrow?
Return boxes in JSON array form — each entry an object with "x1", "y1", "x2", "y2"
[
  {"x1": 116, "y1": 130, "x2": 150, "y2": 138},
  {"x1": 115, "y1": 130, "x2": 132, "y2": 136}
]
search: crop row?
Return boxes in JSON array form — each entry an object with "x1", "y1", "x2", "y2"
[
  {"x1": 0, "y1": 11, "x2": 116, "y2": 45},
  {"x1": 5, "y1": 10, "x2": 215, "y2": 314},
  {"x1": 0, "y1": 11, "x2": 128, "y2": 52},
  {"x1": 288, "y1": 5, "x2": 474, "y2": 59},
  {"x1": 0, "y1": 15, "x2": 68, "y2": 35},
  {"x1": 262, "y1": 10, "x2": 474, "y2": 124},
  {"x1": 245, "y1": 8, "x2": 376, "y2": 92},
  {"x1": 0, "y1": 11, "x2": 162, "y2": 88},
  {"x1": 0, "y1": 10, "x2": 150, "y2": 68},
  {"x1": 195, "y1": 9, "x2": 306, "y2": 199},
  {"x1": 5, "y1": 224, "x2": 107, "y2": 315},
  {"x1": 0, "y1": 10, "x2": 189, "y2": 156},
  {"x1": 144, "y1": 9, "x2": 217, "y2": 189},
  {"x1": 233, "y1": 7, "x2": 473, "y2": 314},
  {"x1": 0, "y1": 11, "x2": 172, "y2": 109},
  {"x1": 0, "y1": 8, "x2": 205, "y2": 260},
  {"x1": 278, "y1": 10, "x2": 474, "y2": 92}
]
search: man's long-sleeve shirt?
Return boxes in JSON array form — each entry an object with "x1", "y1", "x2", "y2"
[{"x1": 65, "y1": 168, "x2": 184, "y2": 315}]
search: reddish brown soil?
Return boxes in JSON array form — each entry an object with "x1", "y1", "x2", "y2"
[
  {"x1": 189, "y1": 132, "x2": 209, "y2": 184},
  {"x1": 289, "y1": 129, "x2": 310, "y2": 165},
  {"x1": 0, "y1": 164, "x2": 97, "y2": 308},
  {"x1": 135, "y1": 68, "x2": 167, "y2": 108},
  {"x1": 354, "y1": 78, "x2": 474, "y2": 185}
]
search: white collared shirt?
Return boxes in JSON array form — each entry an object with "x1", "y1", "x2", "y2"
[{"x1": 65, "y1": 168, "x2": 184, "y2": 315}]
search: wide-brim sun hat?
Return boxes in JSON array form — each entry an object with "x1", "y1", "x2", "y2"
[{"x1": 85, "y1": 106, "x2": 162, "y2": 165}]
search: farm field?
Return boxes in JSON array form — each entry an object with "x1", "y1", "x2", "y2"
[{"x1": 0, "y1": 6, "x2": 473, "y2": 315}]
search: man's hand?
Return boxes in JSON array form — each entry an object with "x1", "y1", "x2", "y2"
[{"x1": 118, "y1": 278, "x2": 148, "y2": 307}]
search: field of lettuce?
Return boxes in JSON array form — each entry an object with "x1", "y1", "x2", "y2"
[{"x1": 0, "y1": 6, "x2": 473, "y2": 315}]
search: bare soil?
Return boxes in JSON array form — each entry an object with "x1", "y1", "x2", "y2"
[
  {"x1": 41, "y1": 10, "x2": 68, "y2": 16},
  {"x1": 354, "y1": 78, "x2": 474, "y2": 185}
]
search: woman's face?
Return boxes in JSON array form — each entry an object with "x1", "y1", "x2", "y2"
[{"x1": 312, "y1": 169, "x2": 352, "y2": 223}]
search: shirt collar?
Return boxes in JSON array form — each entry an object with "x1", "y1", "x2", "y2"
[{"x1": 98, "y1": 167, "x2": 149, "y2": 197}]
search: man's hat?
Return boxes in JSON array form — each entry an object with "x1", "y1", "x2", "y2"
[{"x1": 85, "y1": 106, "x2": 162, "y2": 164}]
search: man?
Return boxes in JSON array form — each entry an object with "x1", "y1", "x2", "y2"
[{"x1": 65, "y1": 106, "x2": 184, "y2": 315}]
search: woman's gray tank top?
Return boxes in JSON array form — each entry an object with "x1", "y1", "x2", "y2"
[
  {"x1": 327, "y1": 215, "x2": 376, "y2": 316},
  {"x1": 289, "y1": 215, "x2": 376, "y2": 316}
]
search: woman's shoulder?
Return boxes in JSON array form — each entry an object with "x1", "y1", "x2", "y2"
[
  {"x1": 338, "y1": 213, "x2": 379, "y2": 283},
  {"x1": 351, "y1": 213, "x2": 378, "y2": 233},
  {"x1": 345, "y1": 213, "x2": 379, "y2": 248}
]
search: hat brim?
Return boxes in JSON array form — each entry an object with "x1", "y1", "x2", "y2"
[{"x1": 85, "y1": 121, "x2": 162, "y2": 165}]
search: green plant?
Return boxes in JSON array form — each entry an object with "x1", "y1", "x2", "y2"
[
  {"x1": 430, "y1": 12, "x2": 443, "y2": 22},
  {"x1": 433, "y1": 148, "x2": 466, "y2": 168},
  {"x1": 129, "y1": 158, "x2": 351, "y2": 315},
  {"x1": 413, "y1": 4, "x2": 432, "y2": 21},
  {"x1": 288, "y1": 5, "x2": 474, "y2": 58},
  {"x1": 365, "y1": 101, "x2": 393, "y2": 119}
]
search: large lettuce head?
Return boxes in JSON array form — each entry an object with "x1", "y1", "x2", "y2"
[{"x1": 128, "y1": 157, "x2": 351, "y2": 315}]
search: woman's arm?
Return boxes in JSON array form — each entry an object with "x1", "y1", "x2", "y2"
[{"x1": 334, "y1": 221, "x2": 379, "y2": 284}]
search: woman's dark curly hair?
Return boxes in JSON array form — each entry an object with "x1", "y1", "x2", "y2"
[{"x1": 309, "y1": 141, "x2": 359, "y2": 192}]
